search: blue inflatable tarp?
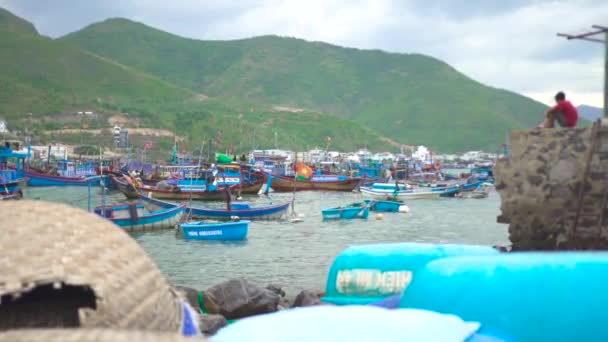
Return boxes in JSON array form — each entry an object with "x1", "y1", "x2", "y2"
[
  {"x1": 322, "y1": 243, "x2": 499, "y2": 305},
  {"x1": 400, "y1": 252, "x2": 608, "y2": 342}
]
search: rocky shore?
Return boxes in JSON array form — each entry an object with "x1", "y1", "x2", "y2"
[{"x1": 175, "y1": 278, "x2": 325, "y2": 336}]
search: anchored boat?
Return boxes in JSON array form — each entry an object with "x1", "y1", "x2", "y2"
[
  {"x1": 270, "y1": 174, "x2": 361, "y2": 192},
  {"x1": 360, "y1": 183, "x2": 458, "y2": 200},
  {"x1": 140, "y1": 194, "x2": 290, "y2": 220},
  {"x1": 363, "y1": 199, "x2": 409, "y2": 213},
  {"x1": 322, "y1": 202, "x2": 370, "y2": 220},
  {"x1": 94, "y1": 201, "x2": 186, "y2": 232},
  {"x1": 179, "y1": 220, "x2": 250, "y2": 241}
]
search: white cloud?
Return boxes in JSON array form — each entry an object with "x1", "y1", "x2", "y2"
[{"x1": 1, "y1": 0, "x2": 606, "y2": 106}]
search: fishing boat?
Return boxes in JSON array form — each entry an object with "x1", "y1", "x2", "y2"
[
  {"x1": 1, "y1": 142, "x2": 29, "y2": 197},
  {"x1": 239, "y1": 179, "x2": 265, "y2": 194},
  {"x1": 111, "y1": 174, "x2": 142, "y2": 199},
  {"x1": 0, "y1": 179, "x2": 26, "y2": 199},
  {"x1": 459, "y1": 180, "x2": 483, "y2": 192},
  {"x1": 94, "y1": 201, "x2": 186, "y2": 231},
  {"x1": 179, "y1": 220, "x2": 250, "y2": 241},
  {"x1": 360, "y1": 183, "x2": 454, "y2": 200},
  {"x1": 140, "y1": 194, "x2": 290, "y2": 220},
  {"x1": 363, "y1": 199, "x2": 409, "y2": 213},
  {"x1": 270, "y1": 174, "x2": 361, "y2": 192},
  {"x1": 26, "y1": 168, "x2": 103, "y2": 186},
  {"x1": 112, "y1": 174, "x2": 233, "y2": 201},
  {"x1": 322, "y1": 202, "x2": 370, "y2": 220},
  {"x1": 432, "y1": 186, "x2": 460, "y2": 197}
]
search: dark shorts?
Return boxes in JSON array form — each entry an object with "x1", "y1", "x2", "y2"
[{"x1": 554, "y1": 111, "x2": 568, "y2": 127}]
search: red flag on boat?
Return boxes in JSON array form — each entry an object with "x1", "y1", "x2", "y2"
[{"x1": 296, "y1": 162, "x2": 313, "y2": 180}]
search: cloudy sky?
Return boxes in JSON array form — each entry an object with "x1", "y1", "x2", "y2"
[{"x1": 1, "y1": 0, "x2": 605, "y2": 107}]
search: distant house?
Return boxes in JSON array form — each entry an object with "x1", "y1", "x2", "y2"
[{"x1": 0, "y1": 119, "x2": 7, "y2": 133}]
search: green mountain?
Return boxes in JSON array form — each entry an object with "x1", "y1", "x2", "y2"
[
  {"x1": 0, "y1": 9, "x2": 388, "y2": 152},
  {"x1": 61, "y1": 18, "x2": 550, "y2": 152},
  {"x1": 0, "y1": 7, "x2": 37, "y2": 35},
  {"x1": 0, "y1": 28, "x2": 191, "y2": 124}
]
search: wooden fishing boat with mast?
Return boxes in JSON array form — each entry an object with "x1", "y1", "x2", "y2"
[{"x1": 269, "y1": 174, "x2": 361, "y2": 192}]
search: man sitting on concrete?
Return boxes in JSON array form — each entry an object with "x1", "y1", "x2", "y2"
[{"x1": 537, "y1": 91, "x2": 579, "y2": 128}]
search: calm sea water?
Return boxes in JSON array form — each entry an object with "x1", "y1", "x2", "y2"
[{"x1": 23, "y1": 185, "x2": 508, "y2": 295}]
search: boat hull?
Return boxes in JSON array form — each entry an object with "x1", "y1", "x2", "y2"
[
  {"x1": 26, "y1": 170, "x2": 103, "y2": 187},
  {"x1": 270, "y1": 175, "x2": 361, "y2": 192},
  {"x1": 363, "y1": 199, "x2": 404, "y2": 212},
  {"x1": 141, "y1": 194, "x2": 290, "y2": 220},
  {"x1": 179, "y1": 220, "x2": 250, "y2": 241},
  {"x1": 360, "y1": 187, "x2": 443, "y2": 200},
  {"x1": 322, "y1": 206, "x2": 370, "y2": 220},
  {"x1": 238, "y1": 180, "x2": 264, "y2": 194},
  {"x1": 460, "y1": 181, "x2": 483, "y2": 192},
  {"x1": 111, "y1": 175, "x2": 141, "y2": 199},
  {"x1": 101, "y1": 203, "x2": 186, "y2": 232}
]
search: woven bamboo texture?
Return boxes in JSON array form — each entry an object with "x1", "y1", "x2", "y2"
[
  {"x1": 0, "y1": 328, "x2": 208, "y2": 341},
  {"x1": 0, "y1": 201, "x2": 183, "y2": 331}
]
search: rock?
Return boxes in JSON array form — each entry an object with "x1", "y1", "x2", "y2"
[
  {"x1": 198, "y1": 314, "x2": 228, "y2": 336},
  {"x1": 206, "y1": 278, "x2": 280, "y2": 319},
  {"x1": 175, "y1": 285, "x2": 201, "y2": 312},
  {"x1": 292, "y1": 290, "x2": 321, "y2": 308},
  {"x1": 265, "y1": 284, "x2": 285, "y2": 297},
  {"x1": 174, "y1": 286, "x2": 220, "y2": 314},
  {"x1": 202, "y1": 291, "x2": 221, "y2": 315},
  {"x1": 278, "y1": 296, "x2": 293, "y2": 310}
]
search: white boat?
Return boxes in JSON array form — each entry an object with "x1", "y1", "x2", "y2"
[{"x1": 360, "y1": 183, "x2": 458, "y2": 200}]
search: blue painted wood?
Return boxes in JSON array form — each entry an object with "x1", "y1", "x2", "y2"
[
  {"x1": 26, "y1": 170, "x2": 104, "y2": 187},
  {"x1": 322, "y1": 204, "x2": 370, "y2": 220},
  {"x1": 140, "y1": 194, "x2": 290, "y2": 220},
  {"x1": 94, "y1": 201, "x2": 185, "y2": 231},
  {"x1": 180, "y1": 220, "x2": 250, "y2": 241},
  {"x1": 363, "y1": 199, "x2": 403, "y2": 212}
]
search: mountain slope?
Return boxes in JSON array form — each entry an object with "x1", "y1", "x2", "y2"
[
  {"x1": 0, "y1": 7, "x2": 37, "y2": 35},
  {"x1": 0, "y1": 10, "x2": 387, "y2": 152},
  {"x1": 61, "y1": 18, "x2": 549, "y2": 152},
  {"x1": 0, "y1": 28, "x2": 192, "y2": 124},
  {"x1": 578, "y1": 105, "x2": 603, "y2": 121}
]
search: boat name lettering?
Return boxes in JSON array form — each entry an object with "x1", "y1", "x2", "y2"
[
  {"x1": 187, "y1": 230, "x2": 223, "y2": 236},
  {"x1": 336, "y1": 269, "x2": 412, "y2": 295}
]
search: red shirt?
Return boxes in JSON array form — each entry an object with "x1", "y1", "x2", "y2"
[{"x1": 552, "y1": 100, "x2": 578, "y2": 127}]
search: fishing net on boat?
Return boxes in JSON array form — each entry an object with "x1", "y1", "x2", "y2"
[{"x1": 0, "y1": 201, "x2": 187, "y2": 333}]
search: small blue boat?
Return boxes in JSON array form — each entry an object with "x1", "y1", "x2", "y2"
[
  {"x1": 94, "y1": 201, "x2": 186, "y2": 232},
  {"x1": 140, "y1": 194, "x2": 290, "y2": 220},
  {"x1": 434, "y1": 186, "x2": 460, "y2": 197},
  {"x1": 322, "y1": 202, "x2": 370, "y2": 220},
  {"x1": 460, "y1": 181, "x2": 483, "y2": 192},
  {"x1": 180, "y1": 220, "x2": 250, "y2": 241},
  {"x1": 363, "y1": 199, "x2": 406, "y2": 212}
]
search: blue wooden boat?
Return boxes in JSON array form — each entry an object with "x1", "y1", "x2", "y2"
[
  {"x1": 0, "y1": 144, "x2": 29, "y2": 197},
  {"x1": 26, "y1": 169, "x2": 104, "y2": 186},
  {"x1": 322, "y1": 202, "x2": 370, "y2": 220},
  {"x1": 94, "y1": 201, "x2": 186, "y2": 232},
  {"x1": 27, "y1": 159, "x2": 104, "y2": 186},
  {"x1": 140, "y1": 193, "x2": 290, "y2": 220},
  {"x1": 0, "y1": 179, "x2": 25, "y2": 199},
  {"x1": 460, "y1": 181, "x2": 483, "y2": 192},
  {"x1": 363, "y1": 199, "x2": 406, "y2": 212},
  {"x1": 179, "y1": 220, "x2": 250, "y2": 241},
  {"x1": 433, "y1": 186, "x2": 460, "y2": 197}
]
